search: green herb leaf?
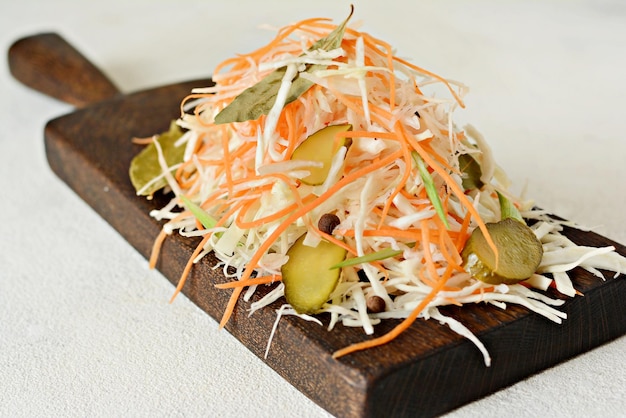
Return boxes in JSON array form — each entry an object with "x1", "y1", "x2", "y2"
[
  {"x1": 129, "y1": 121, "x2": 185, "y2": 196},
  {"x1": 497, "y1": 191, "x2": 524, "y2": 224},
  {"x1": 458, "y1": 153, "x2": 484, "y2": 191},
  {"x1": 179, "y1": 195, "x2": 218, "y2": 229},
  {"x1": 331, "y1": 243, "x2": 415, "y2": 269},
  {"x1": 214, "y1": 6, "x2": 354, "y2": 124},
  {"x1": 412, "y1": 151, "x2": 450, "y2": 229}
]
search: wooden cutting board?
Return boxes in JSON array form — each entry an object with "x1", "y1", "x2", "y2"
[{"x1": 9, "y1": 33, "x2": 626, "y2": 418}]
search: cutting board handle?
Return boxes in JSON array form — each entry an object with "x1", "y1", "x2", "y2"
[{"x1": 8, "y1": 32, "x2": 120, "y2": 108}]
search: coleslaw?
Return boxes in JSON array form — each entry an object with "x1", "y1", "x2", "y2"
[{"x1": 130, "y1": 9, "x2": 626, "y2": 365}]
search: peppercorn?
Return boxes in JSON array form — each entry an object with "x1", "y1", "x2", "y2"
[
  {"x1": 318, "y1": 213, "x2": 341, "y2": 235},
  {"x1": 366, "y1": 295, "x2": 386, "y2": 313}
]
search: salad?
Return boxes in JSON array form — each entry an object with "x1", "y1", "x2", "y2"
[{"x1": 129, "y1": 8, "x2": 626, "y2": 365}]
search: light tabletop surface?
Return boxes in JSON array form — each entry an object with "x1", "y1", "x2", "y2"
[{"x1": 1, "y1": 1, "x2": 625, "y2": 417}]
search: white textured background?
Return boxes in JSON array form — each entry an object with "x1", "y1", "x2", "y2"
[{"x1": 1, "y1": 1, "x2": 625, "y2": 417}]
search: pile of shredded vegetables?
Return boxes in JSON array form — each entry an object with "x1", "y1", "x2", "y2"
[{"x1": 139, "y1": 12, "x2": 626, "y2": 365}]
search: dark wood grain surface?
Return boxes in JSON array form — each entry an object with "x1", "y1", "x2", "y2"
[
  {"x1": 8, "y1": 33, "x2": 120, "y2": 107},
  {"x1": 11, "y1": 33, "x2": 626, "y2": 418}
]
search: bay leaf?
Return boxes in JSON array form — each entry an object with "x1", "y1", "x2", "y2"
[
  {"x1": 129, "y1": 121, "x2": 185, "y2": 196},
  {"x1": 214, "y1": 6, "x2": 354, "y2": 124}
]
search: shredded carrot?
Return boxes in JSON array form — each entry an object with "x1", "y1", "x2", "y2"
[
  {"x1": 215, "y1": 275, "x2": 281, "y2": 289},
  {"x1": 149, "y1": 228, "x2": 168, "y2": 269},
  {"x1": 148, "y1": 210, "x2": 193, "y2": 269},
  {"x1": 169, "y1": 234, "x2": 211, "y2": 303}
]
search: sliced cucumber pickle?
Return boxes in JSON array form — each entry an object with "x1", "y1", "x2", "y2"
[
  {"x1": 291, "y1": 124, "x2": 352, "y2": 185},
  {"x1": 281, "y1": 234, "x2": 348, "y2": 314},
  {"x1": 461, "y1": 218, "x2": 543, "y2": 285},
  {"x1": 458, "y1": 153, "x2": 484, "y2": 191}
]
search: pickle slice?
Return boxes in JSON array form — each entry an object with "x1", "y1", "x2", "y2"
[
  {"x1": 291, "y1": 124, "x2": 352, "y2": 185},
  {"x1": 458, "y1": 153, "x2": 484, "y2": 191},
  {"x1": 461, "y1": 218, "x2": 543, "y2": 285},
  {"x1": 281, "y1": 234, "x2": 348, "y2": 314}
]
